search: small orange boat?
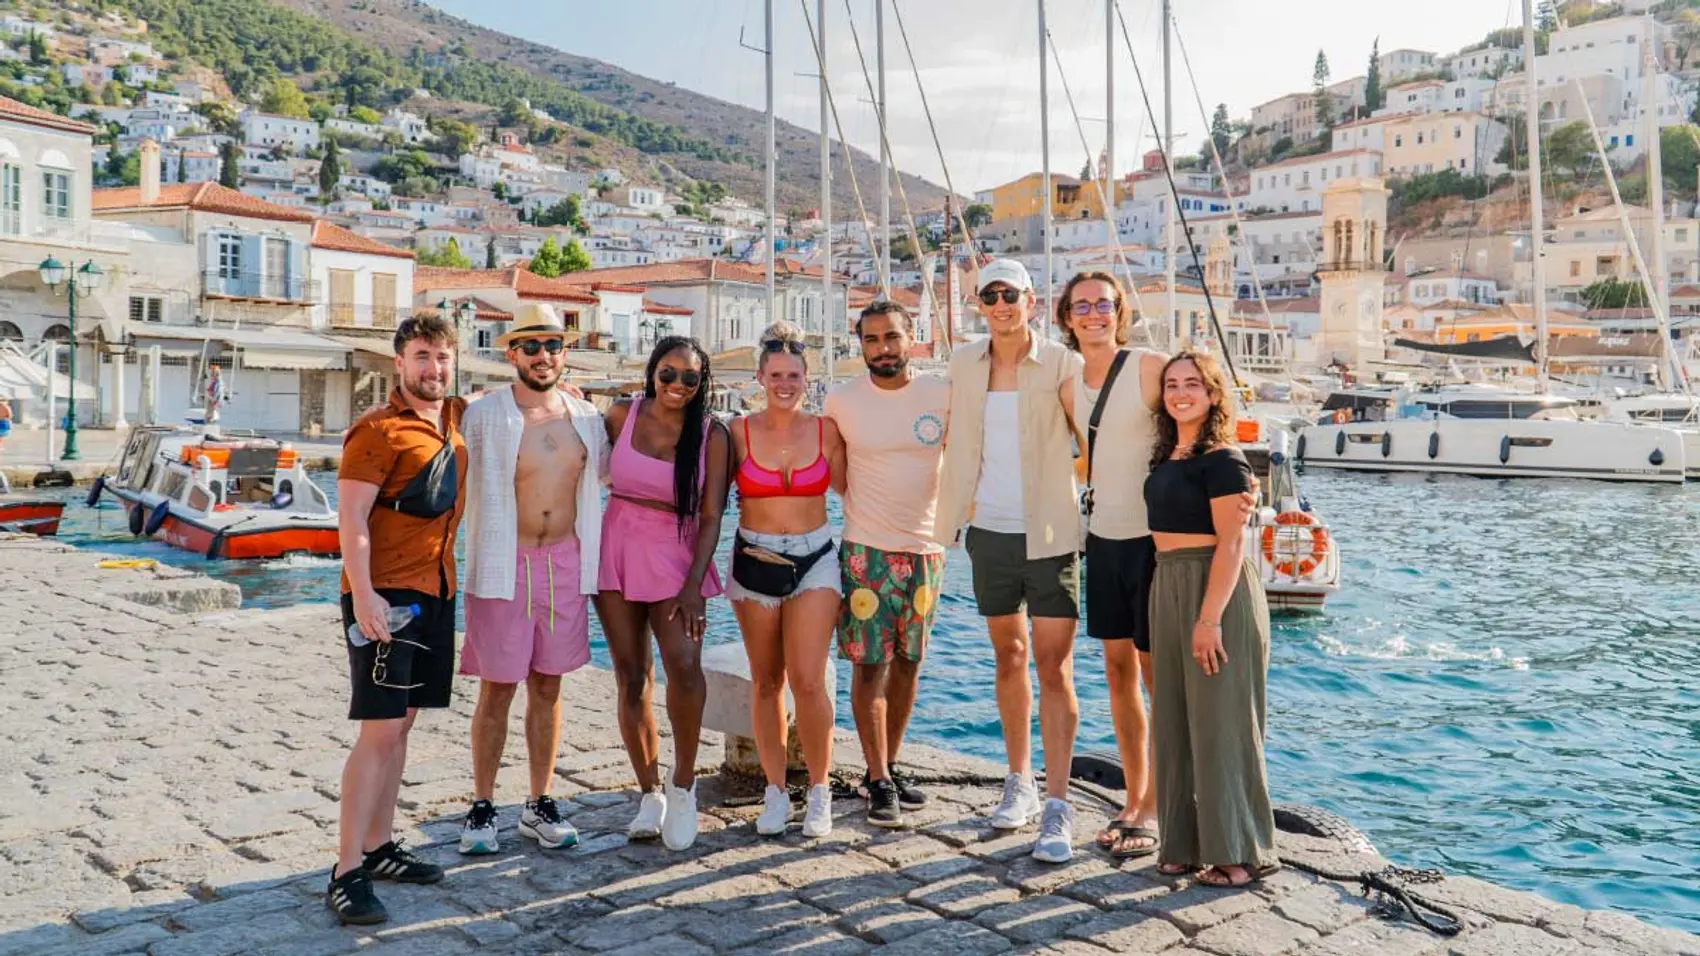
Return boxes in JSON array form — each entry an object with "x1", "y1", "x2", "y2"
[
  {"x1": 0, "y1": 496, "x2": 63, "y2": 535},
  {"x1": 93, "y1": 427, "x2": 339, "y2": 560}
]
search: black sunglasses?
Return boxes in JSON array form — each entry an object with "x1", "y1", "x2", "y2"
[
  {"x1": 762, "y1": 339, "x2": 805, "y2": 355},
  {"x1": 514, "y1": 338, "x2": 564, "y2": 356},
  {"x1": 657, "y1": 366, "x2": 702, "y2": 388},
  {"x1": 979, "y1": 288, "x2": 1022, "y2": 306}
]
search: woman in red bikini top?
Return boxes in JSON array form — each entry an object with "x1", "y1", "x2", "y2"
[{"x1": 726, "y1": 321, "x2": 846, "y2": 840}]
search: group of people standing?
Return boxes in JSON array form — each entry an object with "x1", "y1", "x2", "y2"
[{"x1": 323, "y1": 259, "x2": 1276, "y2": 928}]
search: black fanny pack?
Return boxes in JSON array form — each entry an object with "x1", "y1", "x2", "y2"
[
  {"x1": 376, "y1": 441, "x2": 459, "y2": 519},
  {"x1": 731, "y1": 533, "x2": 836, "y2": 599}
]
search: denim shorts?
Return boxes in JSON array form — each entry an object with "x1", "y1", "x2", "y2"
[{"x1": 725, "y1": 524, "x2": 841, "y2": 608}]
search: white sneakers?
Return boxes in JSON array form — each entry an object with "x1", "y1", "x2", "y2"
[
  {"x1": 800, "y1": 783, "x2": 832, "y2": 838},
  {"x1": 628, "y1": 790, "x2": 666, "y2": 841},
  {"x1": 662, "y1": 781, "x2": 699, "y2": 851},
  {"x1": 1031, "y1": 798, "x2": 1074, "y2": 863},
  {"x1": 519, "y1": 796, "x2": 579, "y2": 850},
  {"x1": 756, "y1": 784, "x2": 791, "y2": 836},
  {"x1": 990, "y1": 773, "x2": 1042, "y2": 830}
]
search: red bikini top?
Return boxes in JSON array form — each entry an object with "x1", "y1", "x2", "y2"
[{"x1": 737, "y1": 417, "x2": 831, "y2": 499}]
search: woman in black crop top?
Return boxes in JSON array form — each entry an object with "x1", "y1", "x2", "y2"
[{"x1": 1142, "y1": 351, "x2": 1276, "y2": 888}]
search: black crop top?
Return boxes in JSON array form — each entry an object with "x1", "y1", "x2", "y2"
[{"x1": 1143, "y1": 447, "x2": 1254, "y2": 534}]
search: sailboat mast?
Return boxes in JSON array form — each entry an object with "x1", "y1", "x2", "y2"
[
  {"x1": 1040, "y1": 0, "x2": 1054, "y2": 330},
  {"x1": 765, "y1": 0, "x2": 777, "y2": 329},
  {"x1": 1522, "y1": 0, "x2": 1549, "y2": 389},
  {"x1": 820, "y1": 0, "x2": 833, "y2": 384},
  {"x1": 1162, "y1": 0, "x2": 1177, "y2": 345},
  {"x1": 1105, "y1": 0, "x2": 1115, "y2": 286},
  {"x1": 877, "y1": 0, "x2": 890, "y2": 298},
  {"x1": 1643, "y1": 16, "x2": 1668, "y2": 391}
]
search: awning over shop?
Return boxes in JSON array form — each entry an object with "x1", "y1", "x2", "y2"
[
  {"x1": 122, "y1": 321, "x2": 348, "y2": 371},
  {"x1": 240, "y1": 348, "x2": 345, "y2": 371}
]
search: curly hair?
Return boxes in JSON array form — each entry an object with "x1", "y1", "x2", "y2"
[
  {"x1": 643, "y1": 335, "x2": 719, "y2": 537},
  {"x1": 1054, "y1": 271, "x2": 1133, "y2": 351},
  {"x1": 1150, "y1": 350, "x2": 1236, "y2": 469}
]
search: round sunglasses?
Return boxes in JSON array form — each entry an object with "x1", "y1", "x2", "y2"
[
  {"x1": 657, "y1": 366, "x2": 702, "y2": 388},
  {"x1": 1069, "y1": 299, "x2": 1118, "y2": 317}
]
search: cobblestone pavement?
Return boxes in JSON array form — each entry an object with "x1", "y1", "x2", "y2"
[{"x1": 5, "y1": 534, "x2": 1699, "y2": 956}]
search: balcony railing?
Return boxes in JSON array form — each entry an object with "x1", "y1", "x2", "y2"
[{"x1": 203, "y1": 268, "x2": 320, "y2": 304}]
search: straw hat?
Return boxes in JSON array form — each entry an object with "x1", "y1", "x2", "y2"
[{"x1": 495, "y1": 302, "x2": 569, "y2": 349}]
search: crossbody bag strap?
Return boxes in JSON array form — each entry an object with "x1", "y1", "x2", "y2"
[{"x1": 1086, "y1": 349, "x2": 1132, "y2": 486}]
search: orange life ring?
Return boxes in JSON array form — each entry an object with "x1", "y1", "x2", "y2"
[
  {"x1": 1260, "y1": 510, "x2": 1330, "y2": 578},
  {"x1": 1331, "y1": 408, "x2": 1351, "y2": 425}
]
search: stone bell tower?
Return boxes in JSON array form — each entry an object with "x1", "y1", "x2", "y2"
[
  {"x1": 1205, "y1": 231, "x2": 1232, "y2": 299},
  {"x1": 1316, "y1": 177, "x2": 1389, "y2": 370}
]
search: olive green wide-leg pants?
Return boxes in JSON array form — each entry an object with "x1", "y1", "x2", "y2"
[{"x1": 1149, "y1": 546, "x2": 1276, "y2": 870}]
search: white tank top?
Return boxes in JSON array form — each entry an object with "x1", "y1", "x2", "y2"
[
  {"x1": 1075, "y1": 349, "x2": 1159, "y2": 539},
  {"x1": 971, "y1": 391, "x2": 1026, "y2": 534}
]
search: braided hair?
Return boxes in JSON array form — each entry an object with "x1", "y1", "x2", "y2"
[{"x1": 643, "y1": 335, "x2": 717, "y2": 536}]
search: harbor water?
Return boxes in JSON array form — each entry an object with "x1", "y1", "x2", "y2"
[{"x1": 44, "y1": 470, "x2": 1700, "y2": 932}]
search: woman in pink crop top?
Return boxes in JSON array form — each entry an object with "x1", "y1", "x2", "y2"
[
  {"x1": 727, "y1": 321, "x2": 846, "y2": 840},
  {"x1": 596, "y1": 336, "x2": 731, "y2": 852}
]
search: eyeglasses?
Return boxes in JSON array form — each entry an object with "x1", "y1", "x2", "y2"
[
  {"x1": 762, "y1": 339, "x2": 805, "y2": 355},
  {"x1": 372, "y1": 637, "x2": 431, "y2": 691},
  {"x1": 657, "y1": 366, "x2": 702, "y2": 388},
  {"x1": 979, "y1": 288, "x2": 1022, "y2": 306},
  {"x1": 1070, "y1": 299, "x2": 1118, "y2": 317},
  {"x1": 514, "y1": 339, "x2": 564, "y2": 356}
]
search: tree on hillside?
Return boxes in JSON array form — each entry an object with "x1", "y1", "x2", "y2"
[
  {"x1": 1546, "y1": 121, "x2": 1597, "y2": 176},
  {"x1": 319, "y1": 136, "x2": 342, "y2": 198},
  {"x1": 1537, "y1": 1, "x2": 1558, "y2": 32},
  {"x1": 429, "y1": 117, "x2": 477, "y2": 157},
  {"x1": 1365, "y1": 38, "x2": 1383, "y2": 112},
  {"x1": 963, "y1": 203, "x2": 993, "y2": 229},
  {"x1": 1312, "y1": 50, "x2": 1334, "y2": 131},
  {"x1": 218, "y1": 140, "x2": 240, "y2": 188},
  {"x1": 485, "y1": 238, "x2": 499, "y2": 269},
  {"x1": 1580, "y1": 277, "x2": 1648, "y2": 310},
  {"x1": 418, "y1": 238, "x2": 472, "y2": 269},
  {"x1": 260, "y1": 78, "x2": 311, "y2": 119},
  {"x1": 100, "y1": 82, "x2": 121, "y2": 107},
  {"x1": 492, "y1": 181, "x2": 507, "y2": 200},
  {"x1": 1079, "y1": 157, "x2": 1093, "y2": 181},
  {"x1": 26, "y1": 30, "x2": 46, "y2": 65},
  {"x1": 1662, "y1": 124, "x2": 1700, "y2": 194},
  {"x1": 1495, "y1": 114, "x2": 1526, "y2": 170},
  {"x1": 535, "y1": 195, "x2": 586, "y2": 232},
  {"x1": 175, "y1": 146, "x2": 187, "y2": 183},
  {"x1": 529, "y1": 237, "x2": 565, "y2": 278},
  {"x1": 560, "y1": 238, "x2": 591, "y2": 273},
  {"x1": 349, "y1": 105, "x2": 383, "y2": 125},
  {"x1": 1206, "y1": 103, "x2": 1231, "y2": 162}
]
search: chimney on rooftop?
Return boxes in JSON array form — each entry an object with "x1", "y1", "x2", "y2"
[{"x1": 138, "y1": 137, "x2": 160, "y2": 204}]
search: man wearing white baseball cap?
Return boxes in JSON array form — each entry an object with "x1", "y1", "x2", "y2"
[{"x1": 934, "y1": 258, "x2": 1086, "y2": 864}]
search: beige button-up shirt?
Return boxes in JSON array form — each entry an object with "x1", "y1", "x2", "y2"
[{"x1": 933, "y1": 329, "x2": 1083, "y2": 559}]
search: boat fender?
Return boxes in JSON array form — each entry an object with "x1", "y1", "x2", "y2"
[
  {"x1": 1380, "y1": 432, "x2": 1392, "y2": 459},
  {"x1": 143, "y1": 500, "x2": 170, "y2": 537},
  {"x1": 1498, "y1": 435, "x2": 1511, "y2": 464},
  {"x1": 1650, "y1": 448, "x2": 1666, "y2": 467},
  {"x1": 1334, "y1": 431, "x2": 1346, "y2": 456},
  {"x1": 127, "y1": 503, "x2": 144, "y2": 536},
  {"x1": 1428, "y1": 432, "x2": 1440, "y2": 460},
  {"x1": 1295, "y1": 434, "x2": 1307, "y2": 460},
  {"x1": 1270, "y1": 450, "x2": 1286, "y2": 467},
  {"x1": 270, "y1": 491, "x2": 294, "y2": 510},
  {"x1": 84, "y1": 475, "x2": 105, "y2": 508}
]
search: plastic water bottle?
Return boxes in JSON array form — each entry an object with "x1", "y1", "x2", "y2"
[{"x1": 347, "y1": 603, "x2": 421, "y2": 647}]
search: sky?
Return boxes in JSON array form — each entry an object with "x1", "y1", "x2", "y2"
[{"x1": 426, "y1": 0, "x2": 1527, "y2": 195}]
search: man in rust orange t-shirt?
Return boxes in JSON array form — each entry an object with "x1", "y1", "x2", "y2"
[{"x1": 326, "y1": 314, "x2": 468, "y2": 926}]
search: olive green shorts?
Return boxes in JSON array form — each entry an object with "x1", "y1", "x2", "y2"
[{"x1": 963, "y1": 526, "x2": 1079, "y2": 620}]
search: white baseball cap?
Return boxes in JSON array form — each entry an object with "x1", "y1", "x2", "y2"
[{"x1": 976, "y1": 258, "x2": 1033, "y2": 294}]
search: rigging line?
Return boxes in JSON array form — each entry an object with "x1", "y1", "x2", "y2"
[
  {"x1": 797, "y1": 0, "x2": 882, "y2": 293},
  {"x1": 890, "y1": 0, "x2": 984, "y2": 268},
  {"x1": 1112, "y1": 0, "x2": 1242, "y2": 388},
  {"x1": 1041, "y1": 27, "x2": 1147, "y2": 319},
  {"x1": 838, "y1": 0, "x2": 929, "y2": 302}
]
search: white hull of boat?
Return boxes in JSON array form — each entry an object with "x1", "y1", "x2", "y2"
[{"x1": 1296, "y1": 419, "x2": 1686, "y2": 484}]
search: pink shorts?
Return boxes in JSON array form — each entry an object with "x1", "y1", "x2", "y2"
[
  {"x1": 462, "y1": 538, "x2": 591, "y2": 683},
  {"x1": 598, "y1": 496, "x2": 723, "y2": 603}
]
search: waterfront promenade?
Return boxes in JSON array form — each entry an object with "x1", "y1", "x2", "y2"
[{"x1": 4, "y1": 533, "x2": 1697, "y2": 956}]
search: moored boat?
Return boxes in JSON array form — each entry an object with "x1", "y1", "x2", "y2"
[
  {"x1": 0, "y1": 493, "x2": 63, "y2": 535},
  {"x1": 1241, "y1": 424, "x2": 1340, "y2": 612},
  {"x1": 93, "y1": 426, "x2": 338, "y2": 559}
]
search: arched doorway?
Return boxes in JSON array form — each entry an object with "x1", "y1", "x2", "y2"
[
  {"x1": 0, "y1": 321, "x2": 20, "y2": 344},
  {"x1": 42, "y1": 323, "x2": 70, "y2": 373}
]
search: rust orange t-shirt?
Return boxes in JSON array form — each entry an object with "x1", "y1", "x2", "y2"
[{"x1": 338, "y1": 389, "x2": 469, "y2": 598}]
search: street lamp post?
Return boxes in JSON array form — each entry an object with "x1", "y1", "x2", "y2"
[{"x1": 38, "y1": 257, "x2": 103, "y2": 461}]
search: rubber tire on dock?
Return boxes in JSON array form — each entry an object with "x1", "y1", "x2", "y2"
[
  {"x1": 1273, "y1": 803, "x2": 1378, "y2": 855},
  {"x1": 1069, "y1": 751, "x2": 1128, "y2": 791}
]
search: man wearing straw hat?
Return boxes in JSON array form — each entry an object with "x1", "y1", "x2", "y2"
[{"x1": 456, "y1": 302, "x2": 608, "y2": 857}]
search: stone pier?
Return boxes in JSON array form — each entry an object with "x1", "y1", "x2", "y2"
[{"x1": 2, "y1": 534, "x2": 1696, "y2": 956}]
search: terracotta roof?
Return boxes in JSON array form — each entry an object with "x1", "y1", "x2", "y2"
[
  {"x1": 1233, "y1": 296, "x2": 1320, "y2": 315},
  {"x1": 310, "y1": 221, "x2": 414, "y2": 260},
  {"x1": 422, "y1": 295, "x2": 513, "y2": 322},
  {"x1": 0, "y1": 95, "x2": 95, "y2": 135},
  {"x1": 415, "y1": 266, "x2": 602, "y2": 305},
  {"x1": 586, "y1": 282, "x2": 647, "y2": 294},
  {"x1": 576, "y1": 258, "x2": 771, "y2": 287},
  {"x1": 92, "y1": 181, "x2": 315, "y2": 223},
  {"x1": 642, "y1": 300, "x2": 694, "y2": 316}
]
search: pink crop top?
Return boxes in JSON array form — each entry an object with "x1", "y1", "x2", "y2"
[
  {"x1": 736, "y1": 417, "x2": 831, "y2": 499},
  {"x1": 609, "y1": 398, "x2": 704, "y2": 504}
]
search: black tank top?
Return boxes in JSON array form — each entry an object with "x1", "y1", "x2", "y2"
[{"x1": 1143, "y1": 447, "x2": 1253, "y2": 534}]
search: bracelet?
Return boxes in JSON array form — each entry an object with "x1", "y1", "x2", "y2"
[{"x1": 1198, "y1": 620, "x2": 1222, "y2": 629}]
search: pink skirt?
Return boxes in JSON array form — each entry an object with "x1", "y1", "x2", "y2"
[{"x1": 598, "y1": 496, "x2": 724, "y2": 603}]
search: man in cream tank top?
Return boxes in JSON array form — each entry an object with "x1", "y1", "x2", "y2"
[{"x1": 935, "y1": 258, "x2": 1085, "y2": 865}]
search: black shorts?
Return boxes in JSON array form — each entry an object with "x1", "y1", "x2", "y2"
[
  {"x1": 1085, "y1": 534, "x2": 1156, "y2": 651},
  {"x1": 963, "y1": 527, "x2": 1079, "y2": 620},
  {"x1": 341, "y1": 588, "x2": 457, "y2": 721}
]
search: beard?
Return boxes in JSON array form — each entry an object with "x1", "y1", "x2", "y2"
[
  {"x1": 868, "y1": 355, "x2": 906, "y2": 379},
  {"x1": 518, "y1": 363, "x2": 562, "y2": 392},
  {"x1": 401, "y1": 369, "x2": 447, "y2": 402}
]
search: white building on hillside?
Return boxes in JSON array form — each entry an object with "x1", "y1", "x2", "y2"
[
  {"x1": 239, "y1": 111, "x2": 320, "y2": 153},
  {"x1": 1379, "y1": 48, "x2": 1440, "y2": 83},
  {"x1": 1443, "y1": 45, "x2": 1522, "y2": 79},
  {"x1": 1246, "y1": 151, "x2": 1382, "y2": 215}
]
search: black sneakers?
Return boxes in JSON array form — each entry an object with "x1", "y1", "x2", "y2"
[
  {"x1": 362, "y1": 840, "x2": 445, "y2": 884},
  {"x1": 326, "y1": 866, "x2": 387, "y2": 926},
  {"x1": 866, "y1": 777, "x2": 903, "y2": 828},
  {"x1": 891, "y1": 766, "x2": 928, "y2": 810}
]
